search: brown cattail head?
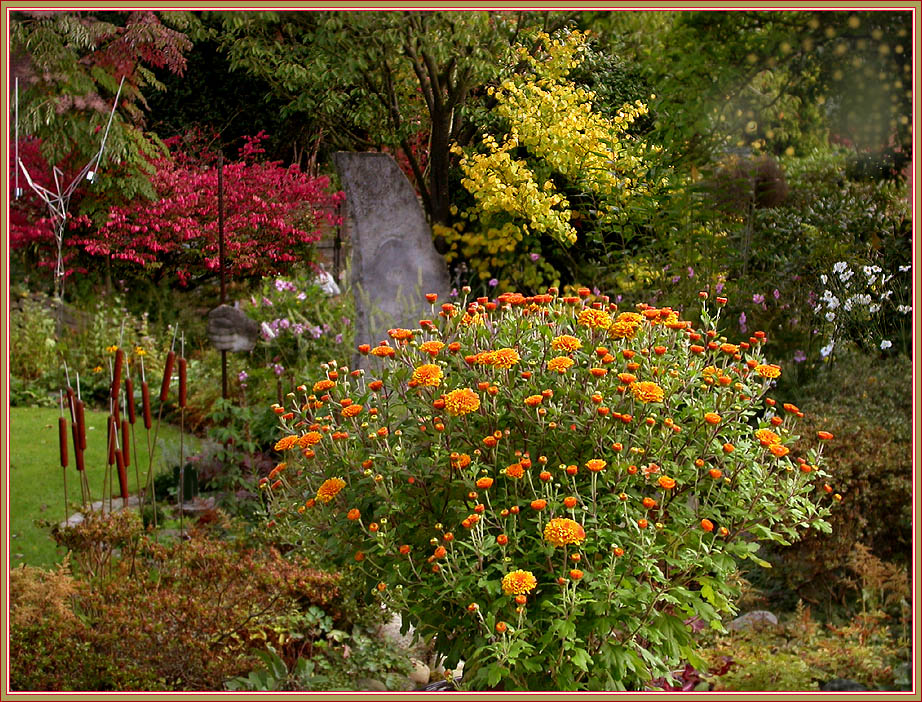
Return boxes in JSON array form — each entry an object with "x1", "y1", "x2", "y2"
[
  {"x1": 107, "y1": 416, "x2": 117, "y2": 466},
  {"x1": 115, "y1": 450, "x2": 129, "y2": 500},
  {"x1": 125, "y1": 376, "x2": 136, "y2": 424},
  {"x1": 141, "y1": 381, "x2": 152, "y2": 429},
  {"x1": 160, "y1": 351, "x2": 176, "y2": 404},
  {"x1": 59, "y1": 417, "x2": 69, "y2": 468},
  {"x1": 75, "y1": 400, "x2": 87, "y2": 451},
  {"x1": 121, "y1": 419, "x2": 131, "y2": 468},
  {"x1": 111, "y1": 349, "x2": 124, "y2": 401}
]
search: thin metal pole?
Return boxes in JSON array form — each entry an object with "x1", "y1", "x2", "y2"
[
  {"x1": 14, "y1": 77, "x2": 20, "y2": 198},
  {"x1": 218, "y1": 152, "x2": 227, "y2": 400}
]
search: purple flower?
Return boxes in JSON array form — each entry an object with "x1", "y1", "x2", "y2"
[
  {"x1": 592, "y1": 287, "x2": 601, "y2": 296},
  {"x1": 297, "y1": 292, "x2": 307, "y2": 301},
  {"x1": 671, "y1": 275, "x2": 681, "y2": 284},
  {"x1": 615, "y1": 294, "x2": 623, "y2": 303},
  {"x1": 310, "y1": 325, "x2": 324, "y2": 339},
  {"x1": 272, "y1": 363, "x2": 284, "y2": 376},
  {"x1": 488, "y1": 278, "x2": 499, "y2": 287},
  {"x1": 335, "y1": 333, "x2": 343, "y2": 344},
  {"x1": 341, "y1": 316, "x2": 351, "y2": 326},
  {"x1": 716, "y1": 283, "x2": 724, "y2": 294},
  {"x1": 687, "y1": 267, "x2": 695, "y2": 278},
  {"x1": 753, "y1": 293, "x2": 765, "y2": 305},
  {"x1": 278, "y1": 318, "x2": 291, "y2": 330},
  {"x1": 292, "y1": 323, "x2": 305, "y2": 335},
  {"x1": 773, "y1": 288, "x2": 781, "y2": 300},
  {"x1": 238, "y1": 370, "x2": 248, "y2": 387},
  {"x1": 261, "y1": 296, "x2": 273, "y2": 307},
  {"x1": 793, "y1": 350, "x2": 807, "y2": 363},
  {"x1": 529, "y1": 253, "x2": 541, "y2": 262},
  {"x1": 662, "y1": 264, "x2": 671, "y2": 272},
  {"x1": 739, "y1": 311, "x2": 747, "y2": 333},
  {"x1": 450, "y1": 288, "x2": 458, "y2": 298}
]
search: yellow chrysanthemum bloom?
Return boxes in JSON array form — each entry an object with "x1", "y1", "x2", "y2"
[
  {"x1": 755, "y1": 364, "x2": 782, "y2": 379},
  {"x1": 547, "y1": 356, "x2": 575, "y2": 373},
  {"x1": 630, "y1": 381, "x2": 664, "y2": 404},
  {"x1": 443, "y1": 388, "x2": 481, "y2": 416},
  {"x1": 755, "y1": 428, "x2": 781, "y2": 445},
  {"x1": 316, "y1": 477, "x2": 346, "y2": 503},
  {"x1": 492, "y1": 348, "x2": 521, "y2": 369},
  {"x1": 551, "y1": 335, "x2": 582, "y2": 352},
  {"x1": 543, "y1": 517, "x2": 586, "y2": 547},
  {"x1": 501, "y1": 569, "x2": 538, "y2": 595},
  {"x1": 577, "y1": 308, "x2": 612, "y2": 329},
  {"x1": 461, "y1": 312, "x2": 485, "y2": 326},
  {"x1": 609, "y1": 312, "x2": 645, "y2": 339},
  {"x1": 412, "y1": 363, "x2": 444, "y2": 387}
]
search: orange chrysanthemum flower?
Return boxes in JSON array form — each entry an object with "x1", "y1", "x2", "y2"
[
  {"x1": 618, "y1": 372, "x2": 637, "y2": 384},
  {"x1": 817, "y1": 430, "x2": 834, "y2": 441},
  {"x1": 450, "y1": 452, "x2": 471, "y2": 469},
  {"x1": 543, "y1": 517, "x2": 586, "y2": 547},
  {"x1": 552, "y1": 335, "x2": 582, "y2": 352},
  {"x1": 769, "y1": 444, "x2": 790, "y2": 457},
  {"x1": 505, "y1": 463, "x2": 525, "y2": 479},
  {"x1": 492, "y1": 348, "x2": 521, "y2": 369},
  {"x1": 756, "y1": 364, "x2": 782, "y2": 379},
  {"x1": 524, "y1": 394, "x2": 543, "y2": 407},
  {"x1": 313, "y1": 379, "x2": 335, "y2": 393},
  {"x1": 585, "y1": 459, "x2": 606, "y2": 473},
  {"x1": 547, "y1": 356, "x2": 575, "y2": 373},
  {"x1": 341, "y1": 404, "x2": 363, "y2": 418},
  {"x1": 608, "y1": 312, "x2": 644, "y2": 339},
  {"x1": 347, "y1": 508, "x2": 361, "y2": 521},
  {"x1": 274, "y1": 435, "x2": 299, "y2": 451},
  {"x1": 701, "y1": 519, "x2": 715, "y2": 532},
  {"x1": 388, "y1": 328, "x2": 414, "y2": 341},
  {"x1": 501, "y1": 569, "x2": 537, "y2": 595},
  {"x1": 658, "y1": 476, "x2": 677, "y2": 489},
  {"x1": 719, "y1": 343, "x2": 738, "y2": 354},
  {"x1": 316, "y1": 477, "x2": 346, "y2": 503},
  {"x1": 631, "y1": 381, "x2": 665, "y2": 404},
  {"x1": 412, "y1": 363, "x2": 443, "y2": 387},
  {"x1": 589, "y1": 367, "x2": 607, "y2": 378},
  {"x1": 419, "y1": 341, "x2": 445, "y2": 356},
  {"x1": 476, "y1": 477, "x2": 494, "y2": 489},
  {"x1": 370, "y1": 346, "x2": 396, "y2": 358},
  {"x1": 577, "y1": 308, "x2": 612, "y2": 329},
  {"x1": 754, "y1": 428, "x2": 781, "y2": 445},
  {"x1": 442, "y1": 388, "x2": 480, "y2": 416},
  {"x1": 530, "y1": 499, "x2": 547, "y2": 510},
  {"x1": 298, "y1": 431, "x2": 322, "y2": 448},
  {"x1": 704, "y1": 412, "x2": 721, "y2": 425}
]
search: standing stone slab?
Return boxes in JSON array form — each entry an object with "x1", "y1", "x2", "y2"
[{"x1": 333, "y1": 152, "x2": 450, "y2": 370}]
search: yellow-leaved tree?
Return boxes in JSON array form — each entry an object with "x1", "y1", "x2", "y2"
[{"x1": 444, "y1": 29, "x2": 664, "y2": 292}]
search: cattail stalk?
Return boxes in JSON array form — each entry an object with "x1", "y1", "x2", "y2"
[
  {"x1": 121, "y1": 419, "x2": 131, "y2": 468},
  {"x1": 125, "y1": 376, "x2": 136, "y2": 424},
  {"x1": 115, "y1": 449, "x2": 129, "y2": 500},
  {"x1": 160, "y1": 351, "x2": 175, "y2": 403},
  {"x1": 59, "y1": 392, "x2": 69, "y2": 524},
  {"x1": 111, "y1": 349, "x2": 124, "y2": 401},
  {"x1": 178, "y1": 357, "x2": 187, "y2": 409}
]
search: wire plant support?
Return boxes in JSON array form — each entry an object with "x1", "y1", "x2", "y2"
[{"x1": 15, "y1": 75, "x2": 125, "y2": 304}]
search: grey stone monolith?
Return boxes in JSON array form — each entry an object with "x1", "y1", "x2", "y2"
[{"x1": 333, "y1": 152, "x2": 450, "y2": 370}]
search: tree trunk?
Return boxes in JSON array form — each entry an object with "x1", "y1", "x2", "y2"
[{"x1": 427, "y1": 110, "x2": 453, "y2": 253}]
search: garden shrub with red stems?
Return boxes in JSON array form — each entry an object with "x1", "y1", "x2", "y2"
[{"x1": 263, "y1": 287, "x2": 838, "y2": 691}]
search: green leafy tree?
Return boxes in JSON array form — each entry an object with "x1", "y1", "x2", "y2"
[{"x1": 216, "y1": 11, "x2": 577, "y2": 229}]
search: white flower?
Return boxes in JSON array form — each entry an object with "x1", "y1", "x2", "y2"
[
  {"x1": 820, "y1": 274, "x2": 828, "y2": 285},
  {"x1": 899, "y1": 265, "x2": 911, "y2": 272},
  {"x1": 820, "y1": 341, "x2": 835, "y2": 358},
  {"x1": 897, "y1": 305, "x2": 912, "y2": 314},
  {"x1": 260, "y1": 322, "x2": 277, "y2": 340},
  {"x1": 869, "y1": 304, "x2": 881, "y2": 313},
  {"x1": 880, "y1": 339, "x2": 892, "y2": 350},
  {"x1": 833, "y1": 261, "x2": 848, "y2": 274},
  {"x1": 839, "y1": 268, "x2": 854, "y2": 283},
  {"x1": 880, "y1": 290, "x2": 892, "y2": 300},
  {"x1": 825, "y1": 311, "x2": 836, "y2": 322}
]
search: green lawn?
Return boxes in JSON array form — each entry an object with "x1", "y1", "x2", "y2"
[{"x1": 9, "y1": 406, "x2": 198, "y2": 569}]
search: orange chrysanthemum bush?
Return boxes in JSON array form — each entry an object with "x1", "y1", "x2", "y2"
[{"x1": 263, "y1": 290, "x2": 838, "y2": 691}]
